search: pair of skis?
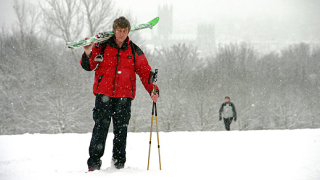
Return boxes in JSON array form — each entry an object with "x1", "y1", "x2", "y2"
[{"x1": 67, "y1": 17, "x2": 159, "y2": 49}]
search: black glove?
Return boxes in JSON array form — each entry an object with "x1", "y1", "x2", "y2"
[
  {"x1": 219, "y1": 117, "x2": 222, "y2": 121},
  {"x1": 234, "y1": 117, "x2": 237, "y2": 122}
]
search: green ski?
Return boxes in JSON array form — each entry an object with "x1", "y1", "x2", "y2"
[{"x1": 67, "y1": 17, "x2": 159, "y2": 49}]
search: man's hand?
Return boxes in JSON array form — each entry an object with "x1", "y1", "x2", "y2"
[
  {"x1": 151, "y1": 93, "x2": 159, "y2": 103},
  {"x1": 84, "y1": 38, "x2": 94, "y2": 57},
  {"x1": 219, "y1": 117, "x2": 222, "y2": 121}
]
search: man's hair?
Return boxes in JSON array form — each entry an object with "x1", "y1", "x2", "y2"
[
  {"x1": 113, "y1": 16, "x2": 131, "y2": 32},
  {"x1": 225, "y1": 96, "x2": 230, "y2": 100}
]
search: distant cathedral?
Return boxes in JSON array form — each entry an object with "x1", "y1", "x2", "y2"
[
  {"x1": 197, "y1": 23, "x2": 216, "y2": 54},
  {"x1": 156, "y1": 4, "x2": 215, "y2": 55},
  {"x1": 158, "y1": 4, "x2": 173, "y2": 39}
]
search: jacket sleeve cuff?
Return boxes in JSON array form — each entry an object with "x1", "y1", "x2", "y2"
[{"x1": 81, "y1": 52, "x2": 93, "y2": 71}]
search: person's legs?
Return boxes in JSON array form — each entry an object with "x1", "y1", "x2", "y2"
[
  {"x1": 87, "y1": 94, "x2": 113, "y2": 170},
  {"x1": 112, "y1": 98, "x2": 132, "y2": 169},
  {"x1": 224, "y1": 118, "x2": 232, "y2": 131},
  {"x1": 223, "y1": 118, "x2": 228, "y2": 130},
  {"x1": 227, "y1": 118, "x2": 233, "y2": 130}
]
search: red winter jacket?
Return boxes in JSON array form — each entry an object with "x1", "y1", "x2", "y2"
[{"x1": 80, "y1": 36, "x2": 159, "y2": 100}]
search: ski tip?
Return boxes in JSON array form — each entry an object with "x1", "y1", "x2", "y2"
[{"x1": 148, "y1": 17, "x2": 160, "y2": 29}]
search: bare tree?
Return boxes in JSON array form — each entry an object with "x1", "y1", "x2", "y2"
[
  {"x1": 40, "y1": 0, "x2": 84, "y2": 42},
  {"x1": 13, "y1": 0, "x2": 40, "y2": 42},
  {"x1": 13, "y1": 0, "x2": 27, "y2": 41},
  {"x1": 81, "y1": 0, "x2": 116, "y2": 35},
  {"x1": 188, "y1": 61, "x2": 221, "y2": 131},
  {"x1": 153, "y1": 44, "x2": 199, "y2": 131}
]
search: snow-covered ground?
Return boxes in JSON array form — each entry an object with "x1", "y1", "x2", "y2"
[{"x1": 1, "y1": 129, "x2": 320, "y2": 180}]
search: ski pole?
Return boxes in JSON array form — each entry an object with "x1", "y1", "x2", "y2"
[
  {"x1": 147, "y1": 101, "x2": 154, "y2": 170},
  {"x1": 147, "y1": 69, "x2": 161, "y2": 170},
  {"x1": 154, "y1": 102, "x2": 162, "y2": 170}
]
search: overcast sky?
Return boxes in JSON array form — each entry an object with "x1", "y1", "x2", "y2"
[
  {"x1": 115, "y1": 0, "x2": 320, "y2": 42},
  {"x1": 1, "y1": 0, "x2": 319, "y2": 42}
]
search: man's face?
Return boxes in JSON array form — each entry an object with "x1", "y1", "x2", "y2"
[
  {"x1": 114, "y1": 26, "x2": 129, "y2": 43},
  {"x1": 225, "y1": 98, "x2": 230, "y2": 103}
]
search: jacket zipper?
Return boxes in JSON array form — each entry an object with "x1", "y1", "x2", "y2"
[
  {"x1": 130, "y1": 77, "x2": 134, "y2": 97},
  {"x1": 113, "y1": 49, "x2": 121, "y2": 96}
]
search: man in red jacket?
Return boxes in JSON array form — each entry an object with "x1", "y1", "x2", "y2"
[{"x1": 80, "y1": 16, "x2": 159, "y2": 171}]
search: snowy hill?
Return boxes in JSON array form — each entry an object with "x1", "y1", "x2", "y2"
[{"x1": 1, "y1": 129, "x2": 320, "y2": 180}]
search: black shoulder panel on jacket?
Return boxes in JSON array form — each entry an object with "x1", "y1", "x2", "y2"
[
  {"x1": 81, "y1": 52, "x2": 92, "y2": 71},
  {"x1": 131, "y1": 43, "x2": 144, "y2": 56},
  {"x1": 95, "y1": 35, "x2": 114, "y2": 48}
]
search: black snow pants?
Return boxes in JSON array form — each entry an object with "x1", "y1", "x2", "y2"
[
  {"x1": 87, "y1": 94, "x2": 131, "y2": 170},
  {"x1": 223, "y1": 117, "x2": 233, "y2": 131}
]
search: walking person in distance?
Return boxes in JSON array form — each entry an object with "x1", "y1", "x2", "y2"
[{"x1": 219, "y1": 96, "x2": 237, "y2": 131}]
